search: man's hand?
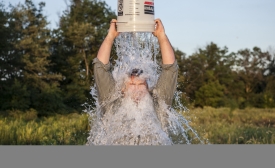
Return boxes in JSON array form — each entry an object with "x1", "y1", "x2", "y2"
[
  {"x1": 107, "y1": 19, "x2": 120, "y2": 40},
  {"x1": 153, "y1": 18, "x2": 175, "y2": 64},
  {"x1": 97, "y1": 19, "x2": 119, "y2": 64},
  {"x1": 153, "y1": 19, "x2": 166, "y2": 39}
]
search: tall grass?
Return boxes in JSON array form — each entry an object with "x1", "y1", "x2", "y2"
[
  {"x1": 1, "y1": 107, "x2": 275, "y2": 144},
  {"x1": 182, "y1": 107, "x2": 275, "y2": 144},
  {"x1": 0, "y1": 109, "x2": 89, "y2": 145}
]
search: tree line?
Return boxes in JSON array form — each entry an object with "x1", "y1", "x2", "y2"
[
  {"x1": 175, "y1": 44, "x2": 275, "y2": 109},
  {"x1": 0, "y1": 0, "x2": 274, "y2": 116}
]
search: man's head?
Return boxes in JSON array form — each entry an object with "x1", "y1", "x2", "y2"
[{"x1": 122, "y1": 69, "x2": 149, "y2": 103}]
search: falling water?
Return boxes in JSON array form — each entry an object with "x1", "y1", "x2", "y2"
[{"x1": 85, "y1": 32, "x2": 205, "y2": 145}]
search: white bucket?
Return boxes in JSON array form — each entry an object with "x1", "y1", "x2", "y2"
[{"x1": 117, "y1": 0, "x2": 155, "y2": 32}]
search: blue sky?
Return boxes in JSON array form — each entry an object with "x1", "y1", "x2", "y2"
[{"x1": 8, "y1": 0, "x2": 275, "y2": 56}]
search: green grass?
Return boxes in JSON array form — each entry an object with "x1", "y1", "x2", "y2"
[
  {"x1": 182, "y1": 107, "x2": 275, "y2": 144},
  {"x1": 1, "y1": 107, "x2": 275, "y2": 144},
  {"x1": 0, "y1": 109, "x2": 89, "y2": 145}
]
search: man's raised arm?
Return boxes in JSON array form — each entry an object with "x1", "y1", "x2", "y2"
[
  {"x1": 93, "y1": 19, "x2": 119, "y2": 103},
  {"x1": 153, "y1": 19, "x2": 175, "y2": 64},
  {"x1": 153, "y1": 19, "x2": 178, "y2": 106},
  {"x1": 97, "y1": 19, "x2": 120, "y2": 64}
]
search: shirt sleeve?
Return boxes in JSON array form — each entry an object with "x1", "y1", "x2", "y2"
[
  {"x1": 153, "y1": 60, "x2": 178, "y2": 106},
  {"x1": 93, "y1": 57, "x2": 115, "y2": 103}
]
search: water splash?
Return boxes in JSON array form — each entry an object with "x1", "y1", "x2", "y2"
[
  {"x1": 112, "y1": 32, "x2": 161, "y2": 92},
  {"x1": 85, "y1": 32, "x2": 205, "y2": 145}
]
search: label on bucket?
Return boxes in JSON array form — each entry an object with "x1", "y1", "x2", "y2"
[
  {"x1": 117, "y1": 0, "x2": 123, "y2": 16},
  {"x1": 118, "y1": 0, "x2": 123, "y2": 16},
  {"x1": 144, "y1": 1, "x2": 154, "y2": 15}
]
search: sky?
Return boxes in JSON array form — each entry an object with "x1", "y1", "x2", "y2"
[{"x1": 7, "y1": 0, "x2": 275, "y2": 56}]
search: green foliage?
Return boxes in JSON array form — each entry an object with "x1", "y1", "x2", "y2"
[
  {"x1": 12, "y1": 0, "x2": 62, "y2": 86},
  {"x1": 30, "y1": 85, "x2": 67, "y2": 115},
  {"x1": 1, "y1": 0, "x2": 117, "y2": 115},
  {"x1": 0, "y1": 1, "x2": 22, "y2": 98},
  {"x1": 176, "y1": 42, "x2": 275, "y2": 108},
  {"x1": 50, "y1": 0, "x2": 116, "y2": 111},
  {"x1": 195, "y1": 78, "x2": 225, "y2": 108},
  {"x1": 179, "y1": 43, "x2": 235, "y2": 106},
  {"x1": 1, "y1": 0, "x2": 275, "y2": 116},
  {"x1": 0, "y1": 2, "x2": 10, "y2": 66},
  {"x1": 5, "y1": 0, "x2": 64, "y2": 116},
  {"x1": 236, "y1": 47, "x2": 269, "y2": 98},
  {"x1": 1, "y1": 79, "x2": 30, "y2": 110}
]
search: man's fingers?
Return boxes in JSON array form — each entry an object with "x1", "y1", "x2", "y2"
[
  {"x1": 110, "y1": 19, "x2": 117, "y2": 26},
  {"x1": 110, "y1": 19, "x2": 117, "y2": 30},
  {"x1": 155, "y1": 18, "x2": 161, "y2": 24},
  {"x1": 111, "y1": 19, "x2": 117, "y2": 22}
]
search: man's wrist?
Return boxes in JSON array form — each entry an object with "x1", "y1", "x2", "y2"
[
  {"x1": 106, "y1": 33, "x2": 116, "y2": 42},
  {"x1": 157, "y1": 32, "x2": 167, "y2": 41}
]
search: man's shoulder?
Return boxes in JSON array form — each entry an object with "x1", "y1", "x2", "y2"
[
  {"x1": 161, "y1": 60, "x2": 178, "y2": 72},
  {"x1": 93, "y1": 57, "x2": 112, "y2": 71}
]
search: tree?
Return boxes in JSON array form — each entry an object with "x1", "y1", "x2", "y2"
[
  {"x1": 50, "y1": 0, "x2": 116, "y2": 111},
  {"x1": 0, "y1": 1, "x2": 26, "y2": 111},
  {"x1": 195, "y1": 74, "x2": 225, "y2": 108},
  {"x1": 179, "y1": 42, "x2": 236, "y2": 106},
  {"x1": 0, "y1": 2, "x2": 11, "y2": 109},
  {"x1": 1, "y1": 79, "x2": 30, "y2": 110},
  {"x1": 0, "y1": 2, "x2": 10, "y2": 82},
  {"x1": 10, "y1": 0, "x2": 63, "y2": 115},
  {"x1": 262, "y1": 47, "x2": 275, "y2": 107},
  {"x1": 236, "y1": 47, "x2": 270, "y2": 107}
]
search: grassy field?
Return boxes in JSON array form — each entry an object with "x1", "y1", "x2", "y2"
[
  {"x1": 0, "y1": 109, "x2": 89, "y2": 145},
  {"x1": 1, "y1": 107, "x2": 275, "y2": 145},
  {"x1": 183, "y1": 107, "x2": 275, "y2": 144}
]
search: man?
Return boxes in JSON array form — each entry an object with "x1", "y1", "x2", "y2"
[{"x1": 88, "y1": 19, "x2": 178, "y2": 145}]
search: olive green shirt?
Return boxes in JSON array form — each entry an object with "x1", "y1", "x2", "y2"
[{"x1": 93, "y1": 57, "x2": 178, "y2": 106}]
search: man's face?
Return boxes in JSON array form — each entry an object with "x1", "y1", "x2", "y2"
[{"x1": 124, "y1": 76, "x2": 148, "y2": 103}]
